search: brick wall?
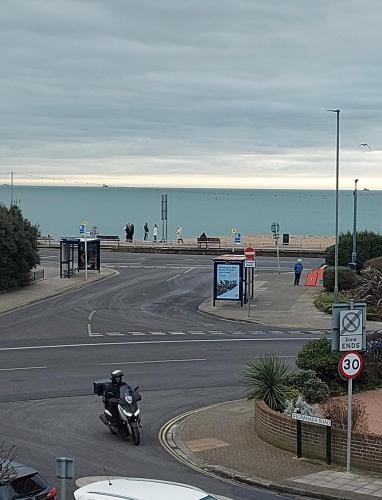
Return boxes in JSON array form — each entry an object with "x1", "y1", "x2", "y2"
[{"x1": 255, "y1": 400, "x2": 382, "y2": 472}]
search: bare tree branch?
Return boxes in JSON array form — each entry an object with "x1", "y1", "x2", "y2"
[{"x1": 0, "y1": 442, "x2": 17, "y2": 483}]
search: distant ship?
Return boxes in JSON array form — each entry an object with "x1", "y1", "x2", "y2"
[
  {"x1": 364, "y1": 188, "x2": 370, "y2": 191},
  {"x1": 102, "y1": 184, "x2": 110, "y2": 188}
]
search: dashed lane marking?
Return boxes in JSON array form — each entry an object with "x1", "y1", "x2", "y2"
[{"x1": 89, "y1": 329, "x2": 328, "y2": 337}]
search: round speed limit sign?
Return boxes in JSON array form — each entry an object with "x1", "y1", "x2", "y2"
[{"x1": 338, "y1": 351, "x2": 364, "y2": 380}]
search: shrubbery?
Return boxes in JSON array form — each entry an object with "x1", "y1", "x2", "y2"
[
  {"x1": 365, "y1": 256, "x2": 382, "y2": 272},
  {"x1": 296, "y1": 338, "x2": 341, "y2": 386},
  {"x1": 325, "y1": 231, "x2": 382, "y2": 268},
  {"x1": 285, "y1": 369, "x2": 330, "y2": 403},
  {"x1": 0, "y1": 204, "x2": 40, "y2": 290},
  {"x1": 319, "y1": 398, "x2": 369, "y2": 432},
  {"x1": 323, "y1": 266, "x2": 358, "y2": 292}
]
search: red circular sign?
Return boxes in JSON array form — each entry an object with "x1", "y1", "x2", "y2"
[
  {"x1": 244, "y1": 247, "x2": 256, "y2": 260},
  {"x1": 338, "y1": 351, "x2": 364, "y2": 380}
]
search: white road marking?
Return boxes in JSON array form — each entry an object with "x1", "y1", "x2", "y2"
[
  {"x1": 0, "y1": 337, "x2": 320, "y2": 352},
  {"x1": 149, "y1": 331, "x2": 167, "y2": 335},
  {"x1": 251, "y1": 331, "x2": 266, "y2": 334},
  {"x1": 128, "y1": 331, "x2": 144, "y2": 334},
  {"x1": 166, "y1": 273, "x2": 181, "y2": 282},
  {"x1": 88, "y1": 310, "x2": 96, "y2": 321},
  {"x1": 187, "y1": 331, "x2": 205, "y2": 334},
  {"x1": 269, "y1": 330, "x2": 284, "y2": 334},
  {"x1": 183, "y1": 267, "x2": 194, "y2": 274},
  {"x1": 0, "y1": 366, "x2": 47, "y2": 371},
  {"x1": 132, "y1": 332, "x2": 146, "y2": 336},
  {"x1": 100, "y1": 358, "x2": 207, "y2": 366},
  {"x1": 106, "y1": 332, "x2": 124, "y2": 336}
]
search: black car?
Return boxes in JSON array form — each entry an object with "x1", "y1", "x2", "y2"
[{"x1": 0, "y1": 461, "x2": 56, "y2": 500}]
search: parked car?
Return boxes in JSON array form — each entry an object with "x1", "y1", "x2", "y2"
[
  {"x1": 0, "y1": 461, "x2": 57, "y2": 500},
  {"x1": 74, "y1": 478, "x2": 220, "y2": 500}
]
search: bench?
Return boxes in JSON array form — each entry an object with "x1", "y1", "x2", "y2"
[
  {"x1": 97, "y1": 235, "x2": 120, "y2": 247},
  {"x1": 197, "y1": 237, "x2": 221, "y2": 249}
]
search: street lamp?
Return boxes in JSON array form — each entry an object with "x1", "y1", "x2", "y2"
[
  {"x1": 327, "y1": 109, "x2": 340, "y2": 303},
  {"x1": 351, "y1": 178, "x2": 359, "y2": 267}
]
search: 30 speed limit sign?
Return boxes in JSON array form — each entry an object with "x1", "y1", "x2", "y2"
[{"x1": 338, "y1": 351, "x2": 364, "y2": 380}]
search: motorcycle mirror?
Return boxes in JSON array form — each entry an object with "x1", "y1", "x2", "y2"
[{"x1": 134, "y1": 386, "x2": 139, "y2": 392}]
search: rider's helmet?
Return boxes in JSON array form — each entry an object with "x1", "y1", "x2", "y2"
[{"x1": 111, "y1": 369, "x2": 124, "y2": 383}]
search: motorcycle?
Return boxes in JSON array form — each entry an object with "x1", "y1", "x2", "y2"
[{"x1": 98, "y1": 384, "x2": 142, "y2": 445}]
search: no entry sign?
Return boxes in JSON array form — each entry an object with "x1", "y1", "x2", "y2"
[
  {"x1": 244, "y1": 247, "x2": 256, "y2": 260},
  {"x1": 338, "y1": 351, "x2": 363, "y2": 380}
]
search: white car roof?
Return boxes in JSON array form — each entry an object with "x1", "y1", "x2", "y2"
[{"x1": 74, "y1": 478, "x2": 216, "y2": 500}]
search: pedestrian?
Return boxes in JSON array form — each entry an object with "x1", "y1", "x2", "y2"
[
  {"x1": 143, "y1": 222, "x2": 149, "y2": 241},
  {"x1": 294, "y1": 258, "x2": 303, "y2": 286},
  {"x1": 152, "y1": 224, "x2": 158, "y2": 243},
  {"x1": 123, "y1": 223, "x2": 130, "y2": 242},
  {"x1": 130, "y1": 223, "x2": 135, "y2": 242},
  {"x1": 176, "y1": 226, "x2": 184, "y2": 243}
]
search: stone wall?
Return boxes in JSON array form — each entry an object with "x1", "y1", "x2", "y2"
[{"x1": 255, "y1": 400, "x2": 382, "y2": 472}]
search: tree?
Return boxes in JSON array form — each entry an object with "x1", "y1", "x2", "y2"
[
  {"x1": 0, "y1": 442, "x2": 17, "y2": 484},
  {"x1": 0, "y1": 204, "x2": 40, "y2": 290}
]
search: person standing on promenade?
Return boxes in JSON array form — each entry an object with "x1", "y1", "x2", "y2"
[
  {"x1": 143, "y1": 222, "x2": 149, "y2": 241},
  {"x1": 152, "y1": 224, "x2": 158, "y2": 243},
  {"x1": 294, "y1": 258, "x2": 303, "y2": 286},
  {"x1": 176, "y1": 226, "x2": 184, "y2": 243},
  {"x1": 130, "y1": 223, "x2": 135, "y2": 242}
]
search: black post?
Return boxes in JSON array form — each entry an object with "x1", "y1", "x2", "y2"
[
  {"x1": 326, "y1": 416, "x2": 332, "y2": 465},
  {"x1": 296, "y1": 419, "x2": 302, "y2": 458}
]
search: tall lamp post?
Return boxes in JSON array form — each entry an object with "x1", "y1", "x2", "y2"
[
  {"x1": 327, "y1": 109, "x2": 340, "y2": 303},
  {"x1": 351, "y1": 178, "x2": 359, "y2": 267}
]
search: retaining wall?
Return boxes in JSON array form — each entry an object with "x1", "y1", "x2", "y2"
[{"x1": 255, "y1": 400, "x2": 382, "y2": 472}]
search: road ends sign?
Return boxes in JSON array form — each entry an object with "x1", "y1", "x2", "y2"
[
  {"x1": 338, "y1": 351, "x2": 363, "y2": 380},
  {"x1": 244, "y1": 247, "x2": 256, "y2": 260}
]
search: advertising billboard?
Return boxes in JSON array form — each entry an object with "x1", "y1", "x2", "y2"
[{"x1": 216, "y1": 264, "x2": 240, "y2": 300}]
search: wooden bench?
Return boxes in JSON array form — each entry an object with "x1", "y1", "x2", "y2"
[
  {"x1": 197, "y1": 237, "x2": 221, "y2": 249},
  {"x1": 97, "y1": 235, "x2": 120, "y2": 247}
]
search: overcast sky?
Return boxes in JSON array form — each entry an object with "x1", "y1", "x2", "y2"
[{"x1": 0, "y1": 0, "x2": 381, "y2": 189}]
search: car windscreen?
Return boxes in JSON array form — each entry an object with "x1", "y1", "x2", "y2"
[{"x1": 8, "y1": 473, "x2": 48, "y2": 498}]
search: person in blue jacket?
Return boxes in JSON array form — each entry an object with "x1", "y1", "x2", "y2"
[{"x1": 294, "y1": 258, "x2": 303, "y2": 286}]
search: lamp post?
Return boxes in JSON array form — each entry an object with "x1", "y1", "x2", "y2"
[
  {"x1": 351, "y1": 179, "x2": 359, "y2": 267},
  {"x1": 327, "y1": 109, "x2": 340, "y2": 303}
]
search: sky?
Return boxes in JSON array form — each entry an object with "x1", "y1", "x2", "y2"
[{"x1": 0, "y1": 0, "x2": 381, "y2": 189}]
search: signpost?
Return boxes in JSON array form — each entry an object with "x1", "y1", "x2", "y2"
[
  {"x1": 271, "y1": 222, "x2": 280, "y2": 274},
  {"x1": 80, "y1": 221, "x2": 88, "y2": 279},
  {"x1": 56, "y1": 457, "x2": 74, "y2": 500},
  {"x1": 292, "y1": 412, "x2": 332, "y2": 464},
  {"x1": 244, "y1": 247, "x2": 256, "y2": 317},
  {"x1": 338, "y1": 351, "x2": 364, "y2": 473},
  {"x1": 231, "y1": 227, "x2": 238, "y2": 253}
]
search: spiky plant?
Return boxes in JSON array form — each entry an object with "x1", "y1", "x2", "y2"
[{"x1": 244, "y1": 354, "x2": 290, "y2": 412}]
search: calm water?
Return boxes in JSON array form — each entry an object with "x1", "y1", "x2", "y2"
[{"x1": 0, "y1": 185, "x2": 380, "y2": 239}]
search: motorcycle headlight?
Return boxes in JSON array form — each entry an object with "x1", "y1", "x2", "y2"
[
  {"x1": 134, "y1": 409, "x2": 140, "y2": 416},
  {"x1": 123, "y1": 409, "x2": 132, "y2": 417}
]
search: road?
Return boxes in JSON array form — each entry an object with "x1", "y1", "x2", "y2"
[{"x1": 0, "y1": 250, "x2": 323, "y2": 499}]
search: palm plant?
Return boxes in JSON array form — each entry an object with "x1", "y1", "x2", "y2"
[{"x1": 245, "y1": 354, "x2": 290, "y2": 412}]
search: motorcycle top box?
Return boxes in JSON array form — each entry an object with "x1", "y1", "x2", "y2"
[{"x1": 93, "y1": 379, "x2": 110, "y2": 396}]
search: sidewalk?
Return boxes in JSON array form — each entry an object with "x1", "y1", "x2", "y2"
[
  {"x1": 164, "y1": 399, "x2": 382, "y2": 499},
  {"x1": 0, "y1": 265, "x2": 117, "y2": 315},
  {"x1": 199, "y1": 271, "x2": 382, "y2": 331}
]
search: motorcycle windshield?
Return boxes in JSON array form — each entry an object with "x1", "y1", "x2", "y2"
[{"x1": 120, "y1": 385, "x2": 133, "y2": 403}]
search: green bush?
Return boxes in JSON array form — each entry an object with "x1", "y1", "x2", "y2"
[
  {"x1": 323, "y1": 266, "x2": 358, "y2": 292},
  {"x1": 296, "y1": 338, "x2": 341, "y2": 385},
  {"x1": 325, "y1": 231, "x2": 382, "y2": 268},
  {"x1": 0, "y1": 204, "x2": 40, "y2": 290},
  {"x1": 285, "y1": 369, "x2": 330, "y2": 403},
  {"x1": 244, "y1": 354, "x2": 290, "y2": 412},
  {"x1": 365, "y1": 256, "x2": 382, "y2": 272}
]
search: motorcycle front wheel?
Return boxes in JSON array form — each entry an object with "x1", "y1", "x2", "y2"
[{"x1": 131, "y1": 423, "x2": 140, "y2": 445}]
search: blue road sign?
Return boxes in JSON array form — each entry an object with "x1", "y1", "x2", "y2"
[
  {"x1": 234, "y1": 233, "x2": 241, "y2": 244},
  {"x1": 79, "y1": 225, "x2": 85, "y2": 235}
]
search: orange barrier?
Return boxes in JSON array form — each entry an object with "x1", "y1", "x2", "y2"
[
  {"x1": 317, "y1": 266, "x2": 326, "y2": 286},
  {"x1": 305, "y1": 269, "x2": 319, "y2": 286}
]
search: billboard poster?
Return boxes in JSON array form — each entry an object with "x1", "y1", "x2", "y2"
[{"x1": 216, "y1": 264, "x2": 240, "y2": 300}]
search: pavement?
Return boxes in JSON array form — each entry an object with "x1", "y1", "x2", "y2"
[
  {"x1": 0, "y1": 264, "x2": 117, "y2": 315},
  {"x1": 199, "y1": 270, "x2": 382, "y2": 331},
  {"x1": 4, "y1": 256, "x2": 382, "y2": 499}
]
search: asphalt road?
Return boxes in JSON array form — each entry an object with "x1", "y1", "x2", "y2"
[{"x1": 0, "y1": 250, "x2": 323, "y2": 500}]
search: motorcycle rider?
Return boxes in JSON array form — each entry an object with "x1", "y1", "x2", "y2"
[{"x1": 104, "y1": 370, "x2": 129, "y2": 425}]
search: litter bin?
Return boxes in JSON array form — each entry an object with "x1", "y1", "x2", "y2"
[{"x1": 282, "y1": 233, "x2": 289, "y2": 245}]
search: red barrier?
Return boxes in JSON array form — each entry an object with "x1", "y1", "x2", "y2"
[{"x1": 305, "y1": 269, "x2": 319, "y2": 286}]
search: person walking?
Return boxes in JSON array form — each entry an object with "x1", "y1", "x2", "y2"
[
  {"x1": 143, "y1": 222, "x2": 149, "y2": 241},
  {"x1": 152, "y1": 224, "x2": 158, "y2": 243},
  {"x1": 294, "y1": 258, "x2": 304, "y2": 286},
  {"x1": 176, "y1": 226, "x2": 184, "y2": 243}
]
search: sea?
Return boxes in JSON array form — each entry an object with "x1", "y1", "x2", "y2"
[{"x1": 0, "y1": 185, "x2": 380, "y2": 239}]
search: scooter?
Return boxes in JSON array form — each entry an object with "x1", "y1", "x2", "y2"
[{"x1": 96, "y1": 383, "x2": 142, "y2": 445}]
